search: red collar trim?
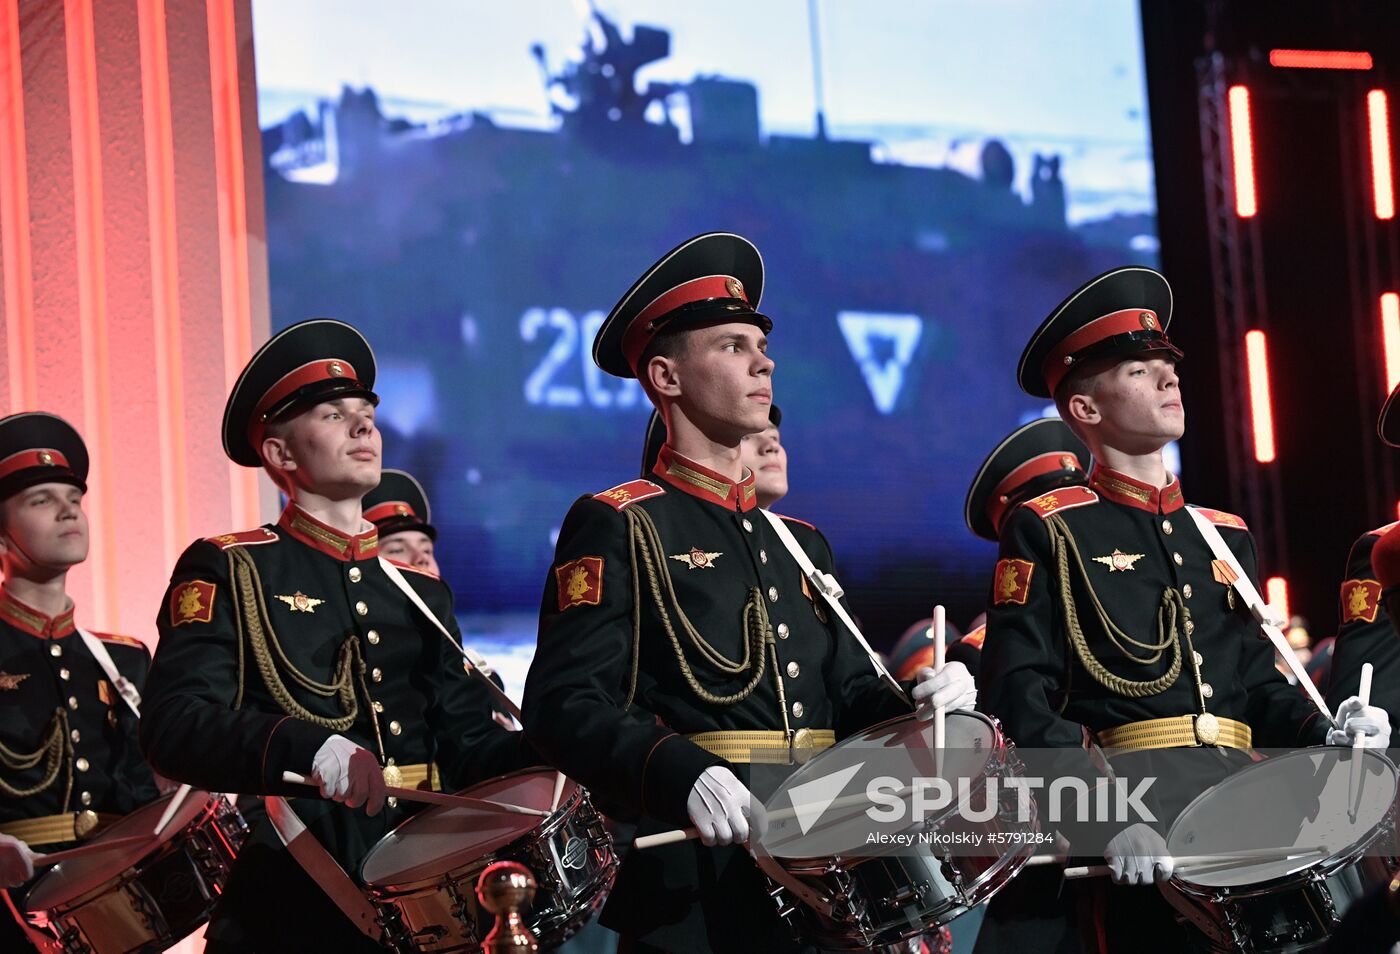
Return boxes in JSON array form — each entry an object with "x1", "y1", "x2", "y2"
[
  {"x1": 654, "y1": 445, "x2": 759, "y2": 512},
  {"x1": 0, "y1": 588, "x2": 76, "y2": 639},
  {"x1": 278, "y1": 505, "x2": 379, "y2": 560},
  {"x1": 1088, "y1": 464, "x2": 1185, "y2": 514}
]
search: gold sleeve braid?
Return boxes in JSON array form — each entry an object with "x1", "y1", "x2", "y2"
[
  {"x1": 621, "y1": 506, "x2": 780, "y2": 712},
  {"x1": 0, "y1": 708, "x2": 73, "y2": 803},
  {"x1": 1044, "y1": 513, "x2": 1184, "y2": 698}
]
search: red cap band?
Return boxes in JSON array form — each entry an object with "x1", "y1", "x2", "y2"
[
  {"x1": 1044, "y1": 308, "x2": 1160, "y2": 395},
  {"x1": 623, "y1": 275, "x2": 748, "y2": 372},
  {"x1": 985, "y1": 451, "x2": 1082, "y2": 533},
  {"x1": 247, "y1": 358, "x2": 361, "y2": 449},
  {"x1": 0, "y1": 448, "x2": 72, "y2": 482},
  {"x1": 364, "y1": 500, "x2": 418, "y2": 524}
]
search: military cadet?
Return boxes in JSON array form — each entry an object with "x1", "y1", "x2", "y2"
[
  {"x1": 1327, "y1": 384, "x2": 1400, "y2": 733},
  {"x1": 0, "y1": 413, "x2": 159, "y2": 949},
  {"x1": 139, "y1": 319, "x2": 536, "y2": 953},
  {"x1": 523, "y1": 233, "x2": 975, "y2": 954},
  {"x1": 978, "y1": 267, "x2": 1389, "y2": 953},
  {"x1": 363, "y1": 468, "x2": 440, "y2": 576}
]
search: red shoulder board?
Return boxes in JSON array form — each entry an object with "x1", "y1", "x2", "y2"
[
  {"x1": 776, "y1": 513, "x2": 817, "y2": 531},
  {"x1": 1019, "y1": 486, "x2": 1099, "y2": 519},
  {"x1": 205, "y1": 527, "x2": 279, "y2": 550},
  {"x1": 593, "y1": 479, "x2": 665, "y2": 511},
  {"x1": 959, "y1": 625, "x2": 986, "y2": 651},
  {"x1": 1193, "y1": 507, "x2": 1248, "y2": 531},
  {"x1": 93, "y1": 632, "x2": 146, "y2": 649},
  {"x1": 387, "y1": 558, "x2": 440, "y2": 581},
  {"x1": 1366, "y1": 521, "x2": 1400, "y2": 539}
]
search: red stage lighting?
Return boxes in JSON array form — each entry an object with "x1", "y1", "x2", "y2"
[
  {"x1": 1245, "y1": 330, "x2": 1276, "y2": 463},
  {"x1": 1369, "y1": 90, "x2": 1395, "y2": 220},
  {"x1": 1268, "y1": 49, "x2": 1373, "y2": 70},
  {"x1": 1265, "y1": 577, "x2": 1290, "y2": 622},
  {"x1": 1382, "y1": 294, "x2": 1400, "y2": 395},
  {"x1": 1229, "y1": 86, "x2": 1257, "y2": 218}
]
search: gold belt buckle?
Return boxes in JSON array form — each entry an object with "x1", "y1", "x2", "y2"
[
  {"x1": 74, "y1": 809, "x2": 99, "y2": 840},
  {"x1": 1194, "y1": 713, "x2": 1220, "y2": 746},
  {"x1": 382, "y1": 762, "x2": 403, "y2": 788},
  {"x1": 790, "y1": 728, "x2": 818, "y2": 765}
]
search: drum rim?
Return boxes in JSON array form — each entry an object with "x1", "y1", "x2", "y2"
[
  {"x1": 764, "y1": 709, "x2": 1008, "y2": 851},
  {"x1": 1165, "y1": 747, "x2": 1399, "y2": 892},
  {"x1": 360, "y1": 767, "x2": 583, "y2": 887}
]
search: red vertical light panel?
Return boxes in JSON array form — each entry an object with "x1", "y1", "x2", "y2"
[
  {"x1": 0, "y1": 0, "x2": 36, "y2": 411},
  {"x1": 1229, "y1": 86, "x2": 1258, "y2": 218},
  {"x1": 206, "y1": 0, "x2": 259, "y2": 530},
  {"x1": 1382, "y1": 293, "x2": 1400, "y2": 395},
  {"x1": 1244, "y1": 330, "x2": 1276, "y2": 463},
  {"x1": 1268, "y1": 49, "x2": 1373, "y2": 70},
  {"x1": 1266, "y1": 577, "x2": 1290, "y2": 622},
  {"x1": 1368, "y1": 90, "x2": 1395, "y2": 220},
  {"x1": 63, "y1": 0, "x2": 118, "y2": 626},
  {"x1": 137, "y1": 0, "x2": 189, "y2": 569}
]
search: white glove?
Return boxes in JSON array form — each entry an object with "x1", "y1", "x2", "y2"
[
  {"x1": 912, "y1": 662, "x2": 977, "y2": 720},
  {"x1": 686, "y1": 766, "x2": 767, "y2": 847},
  {"x1": 1327, "y1": 696, "x2": 1392, "y2": 749},
  {"x1": 1104, "y1": 822, "x2": 1173, "y2": 885},
  {"x1": 310, "y1": 734, "x2": 387, "y2": 816},
  {"x1": 0, "y1": 833, "x2": 35, "y2": 887}
]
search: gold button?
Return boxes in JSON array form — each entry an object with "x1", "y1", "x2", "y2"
[
  {"x1": 777, "y1": 623, "x2": 790, "y2": 639},
  {"x1": 59, "y1": 668, "x2": 70, "y2": 680},
  {"x1": 1193, "y1": 651, "x2": 1204, "y2": 666},
  {"x1": 389, "y1": 720, "x2": 402, "y2": 736},
  {"x1": 371, "y1": 667, "x2": 383, "y2": 683},
  {"x1": 76, "y1": 757, "x2": 89, "y2": 772},
  {"x1": 386, "y1": 796, "x2": 398, "y2": 808},
  {"x1": 372, "y1": 701, "x2": 384, "y2": 713},
  {"x1": 1183, "y1": 584, "x2": 1193, "y2": 599},
  {"x1": 1201, "y1": 683, "x2": 1214, "y2": 699},
  {"x1": 355, "y1": 601, "x2": 369, "y2": 616},
  {"x1": 760, "y1": 550, "x2": 768, "y2": 564},
  {"x1": 1184, "y1": 620, "x2": 1195, "y2": 635},
  {"x1": 80, "y1": 791, "x2": 92, "y2": 807},
  {"x1": 786, "y1": 661, "x2": 800, "y2": 678},
  {"x1": 349, "y1": 566, "x2": 362, "y2": 583},
  {"x1": 1173, "y1": 552, "x2": 1183, "y2": 566},
  {"x1": 1163, "y1": 520, "x2": 1173, "y2": 534},
  {"x1": 70, "y1": 729, "x2": 80, "y2": 743},
  {"x1": 50, "y1": 643, "x2": 63, "y2": 657},
  {"x1": 742, "y1": 519, "x2": 753, "y2": 532},
  {"x1": 791, "y1": 701, "x2": 804, "y2": 718},
  {"x1": 367, "y1": 630, "x2": 380, "y2": 645},
  {"x1": 68, "y1": 696, "x2": 79, "y2": 710},
  {"x1": 768, "y1": 586, "x2": 779, "y2": 602}
]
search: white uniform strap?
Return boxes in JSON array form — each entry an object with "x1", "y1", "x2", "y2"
[
  {"x1": 759, "y1": 510, "x2": 909, "y2": 704},
  {"x1": 376, "y1": 557, "x2": 522, "y2": 722},
  {"x1": 76, "y1": 627, "x2": 142, "y2": 718},
  {"x1": 1183, "y1": 506, "x2": 1331, "y2": 721}
]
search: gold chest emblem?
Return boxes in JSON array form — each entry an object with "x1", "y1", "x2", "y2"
[{"x1": 275, "y1": 591, "x2": 325, "y2": 614}]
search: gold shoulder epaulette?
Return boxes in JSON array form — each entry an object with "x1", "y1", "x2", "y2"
[
  {"x1": 387, "y1": 558, "x2": 439, "y2": 581},
  {"x1": 1019, "y1": 486, "x2": 1099, "y2": 518},
  {"x1": 93, "y1": 632, "x2": 145, "y2": 649},
  {"x1": 1192, "y1": 507, "x2": 1248, "y2": 531},
  {"x1": 593, "y1": 479, "x2": 666, "y2": 512},
  {"x1": 205, "y1": 527, "x2": 279, "y2": 550}
]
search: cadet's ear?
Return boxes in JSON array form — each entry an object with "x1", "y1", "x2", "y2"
[
  {"x1": 261, "y1": 434, "x2": 297, "y2": 478},
  {"x1": 1066, "y1": 391, "x2": 1100, "y2": 429},
  {"x1": 645, "y1": 355, "x2": 683, "y2": 399}
]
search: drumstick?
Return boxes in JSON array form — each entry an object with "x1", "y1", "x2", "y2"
[
  {"x1": 281, "y1": 772, "x2": 550, "y2": 817},
  {"x1": 550, "y1": 771, "x2": 566, "y2": 812},
  {"x1": 152, "y1": 783, "x2": 192, "y2": 837},
  {"x1": 32, "y1": 835, "x2": 154, "y2": 867},
  {"x1": 1061, "y1": 846, "x2": 1328, "y2": 879},
  {"x1": 933, "y1": 605, "x2": 946, "y2": 761},
  {"x1": 1349, "y1": 662, "x2": 1374, "y2": 822}
]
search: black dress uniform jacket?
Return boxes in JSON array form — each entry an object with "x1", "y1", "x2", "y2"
[
  {"x1": 1326, "y1": 523, "x2": 1400, "y2": 734},
  {"x1": 523, "y1": 446, "x2": 910, "y2": 953},
  {"x1": 0, "y1": 590, "x2": 158, "y2": 951},
  {"x1": 140, "y1": 505, "x2": 536, "y2": 953},
  {"x1": 977, "y1": 465, "x2": 1327, "y2": 954}
]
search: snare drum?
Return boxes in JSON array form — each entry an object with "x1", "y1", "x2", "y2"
[
  {"x1": 757, "y1": 711, "x2": 1036, "y2": 951},
  {"x1": 1163, "y1": 746, "x2": 1399, "y2": 953},
  {"x1": 360, "y1": 769, "x2": 616, "y2": 952},
  {"x1": 23, "y1": 790, "x2": 248, "y2": 954}
]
